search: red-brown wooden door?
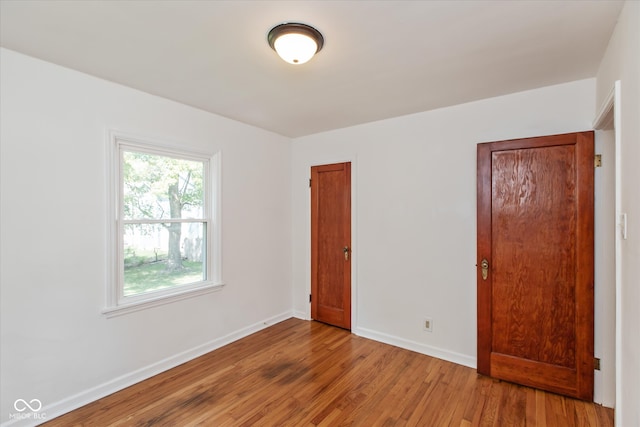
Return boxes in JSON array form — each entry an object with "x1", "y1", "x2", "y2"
[
  {"x1": 311, "y1": 162, "x2": 351, "y2": 330},
  {"x1": 477, "y1": 131, "x2": 594, "y2": 400}
]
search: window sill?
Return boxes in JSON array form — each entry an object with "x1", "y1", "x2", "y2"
[{"x1": 102, "y1": 282, "x2": 225, "y2": 319}]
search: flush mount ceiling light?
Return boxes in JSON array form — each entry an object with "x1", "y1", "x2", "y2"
[{"x1": 267, "y1": 22, "x2": 324, "y2": 65}]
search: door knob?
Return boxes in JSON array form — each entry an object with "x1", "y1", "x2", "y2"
[
  {"x1": 481, "y1": 259, "x2": 489, "y2": 280},
  {"x1": 343, "y1": 246, "x2": 350, "y2": 261}
]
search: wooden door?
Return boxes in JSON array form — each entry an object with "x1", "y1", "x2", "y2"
[
  {"x1": 477, "y1": 131, "x2": 594, "y2": 400},
  {"x1": 311, "y1": 162, "x2": 351, "y2": 330}
]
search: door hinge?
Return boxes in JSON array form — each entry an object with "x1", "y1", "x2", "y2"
[
  {"x1": 309, "y1": 294, "x2": 312, "y2": 303},
  {"x1": 309, "y1": 178, "x2": 312, "y2": 188},
  {"x1": 594, "y1": 357, "x2": 601, "y2": 370},
  {"x1": 595, "y1": 154, "x2": 602, "y2": 168}
]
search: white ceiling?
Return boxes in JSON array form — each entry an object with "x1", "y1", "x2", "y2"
[{"x1": 0, "y1": 0, "x2": 624, "y2": 138}]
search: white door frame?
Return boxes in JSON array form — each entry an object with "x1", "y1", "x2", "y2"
[{"x1": 592, "y1": 80, "x2": 622, "y2": 426}]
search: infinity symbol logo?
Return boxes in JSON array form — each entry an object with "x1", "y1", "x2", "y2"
[{"x1": 14, "y1": 399, "x2": 42, "y2": 412}]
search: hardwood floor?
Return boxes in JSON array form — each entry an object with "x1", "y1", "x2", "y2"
[{"x1": 44, "y1": 319, "x2": 613, "y2": 426}]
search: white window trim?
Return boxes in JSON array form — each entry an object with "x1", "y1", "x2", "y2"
[{"x1": 103, "y1": 130, "x2": 223, "y2": 318}]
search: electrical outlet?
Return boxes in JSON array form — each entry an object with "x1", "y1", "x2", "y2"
[{"x1": 423, "y1": 317, "x2": 433, "y2": 332}]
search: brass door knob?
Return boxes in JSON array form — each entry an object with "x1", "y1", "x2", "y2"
[{"x1": 481, "y1": 259, "x2": 489, "y2": 280}]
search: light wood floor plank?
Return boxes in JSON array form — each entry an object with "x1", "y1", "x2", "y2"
[{"x1": 42, "y1": 319, "x2": 614, "y2": 426}]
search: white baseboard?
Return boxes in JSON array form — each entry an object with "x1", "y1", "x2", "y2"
[
  {"x1": 292, "y1": 310, "x2": 309, "y2": 320},
  {"x1": 354, "y1": 326, "x2": 477, "y2": 369},
  {"x1": 1, "y1": 311, "x2": 293, "y2": 427}
]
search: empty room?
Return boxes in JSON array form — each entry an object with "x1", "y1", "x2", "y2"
[{"x1": 1, "y1": 1, "x2": 639, "y2": 426}]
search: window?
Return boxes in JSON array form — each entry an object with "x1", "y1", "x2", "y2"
[{"x1": 104, "y1": 132, "x2": 222, "y2": 317}]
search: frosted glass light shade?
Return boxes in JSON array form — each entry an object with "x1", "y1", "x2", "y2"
[
  {"x1": 268, "y1": 23, "x2": 324, "y2": 65},
  {"x1": 273, "y1": 33, "x2": 318, "y2": 64}
]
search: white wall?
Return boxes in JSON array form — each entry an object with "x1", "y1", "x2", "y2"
[
  {"x1": 291, "y1": 79, "x2": 610, "y2": 383},
  {"x1": 0, "y1": 48, "x2": 292, "y2": 425},
  {"x1": 595, "y1": 2, "x2": 640, "y2": 426}
]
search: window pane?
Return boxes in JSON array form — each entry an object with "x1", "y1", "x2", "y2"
[
  {"x1": 123, "y1": 151, "x2": 204, "y2": 220},
  {"x1": 123, "y1": 223, "x2": 206, "y2": 297}
]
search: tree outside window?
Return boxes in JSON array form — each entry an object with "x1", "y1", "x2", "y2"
[{"x1": 121, "y1": 149, "x2": 208, "y2": 296}]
